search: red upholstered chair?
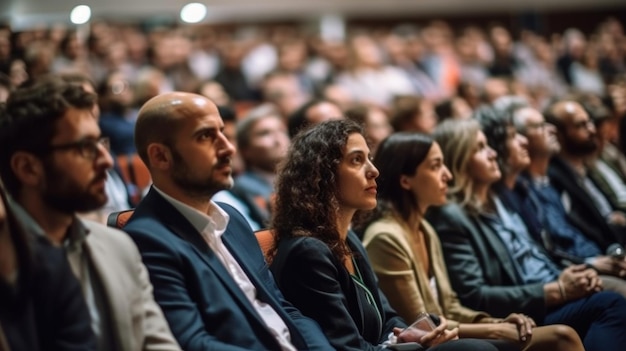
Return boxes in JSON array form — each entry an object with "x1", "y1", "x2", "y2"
[
  {"x1": 107, "y1": 209, "x2": 135, "y2": 229},
  {"x1": 116, "y1": 153, "x2": 151, "y2": 205}
]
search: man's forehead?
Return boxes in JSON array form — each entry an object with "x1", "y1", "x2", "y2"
[
  {"x1": 521, "y1": 108, "x2": 543, "y2": 123},
  {"x1": 563, "y1": 102, "x2": 578, "y2": 115},
  {"x1": 555, "y1": 102, "x2": 585, "y2": 122},
  {"x1": 54, "y1": 108, "x2": 99, "y2": 137}
]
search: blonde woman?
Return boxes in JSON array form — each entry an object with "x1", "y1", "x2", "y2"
[{"x1": 426, "y1": 119, "x2": 626, "y2": 351}]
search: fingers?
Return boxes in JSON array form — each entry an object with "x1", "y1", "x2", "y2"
[
  {"x1": 441, "y1": 328, "x2": 459, "y2": 342},
  {"x1": 566, "y1": 264, "x2": 588, "y2": 273},
  {"x1": 516, "y1": 315, "x2": 533, "y2": 342},
  {"x1": 421, "y1": 328, "x2": 459, "y2": 346},
  {"x1": 616, "y1": 260, "x2": 626, "y2": 277},
  {"x1": 419, "y1": 328, "x2": 444, "y2": 345}
]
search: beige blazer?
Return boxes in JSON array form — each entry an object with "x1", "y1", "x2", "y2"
[
  {"x1": 78, "y1": 220, "x2": 180, "y2": 351},
  {"x1": 362, "y1": 216, "x2": 488, "y2": 328}
]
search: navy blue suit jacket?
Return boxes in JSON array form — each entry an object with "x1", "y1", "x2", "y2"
[{"x1": 123, "y1": 188, "x2": 330, "y2": 351}]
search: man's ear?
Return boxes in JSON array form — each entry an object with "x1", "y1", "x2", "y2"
[
  {"x1": 10, "y1": 151, "x2": 45, "y2": 187},
  {"x1": 147, "y1": 143, "x2": 172, "y2": 171}
]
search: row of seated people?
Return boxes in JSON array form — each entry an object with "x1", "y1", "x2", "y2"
[
  {"x1": 2, "y1": 74, "x2": 626, "y2": 351},
  {"x1": 98, "y1": 93, "x2": 626, "y2": 351}
]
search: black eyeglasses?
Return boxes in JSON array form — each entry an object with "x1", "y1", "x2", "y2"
[{"x1": 45, "y1": 137, "x2": 110, "y2": 160}]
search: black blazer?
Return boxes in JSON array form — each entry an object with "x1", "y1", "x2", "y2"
[
  {"x1": 123, "y1": 188, "x2": 330, "y2": 351},
  {"x1": 426, "y1": 203, "x2": 548, "y2": 322},
  {"x1": 548, "y1": 156, "x2": 624, "y2": 249},
  {"x1": 0, "y1": 235, "x2": 96, "y2": 351},
  {"x1": 270, "y1": 231, "x2": 408, "y2": 351}
]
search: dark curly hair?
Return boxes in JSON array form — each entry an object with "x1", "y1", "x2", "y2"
[
  {"x1": 271, "y1": 119, "x2": 363, "y2": 262},
  {"x1": 0, "y1": 74, "x2": 96, "y2": 197}
]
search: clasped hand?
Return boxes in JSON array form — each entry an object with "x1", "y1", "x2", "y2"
[
  {"x1": 394, "y1": 315, "x2": 458, "y2": 347},
  {"x1": 560, "y1": 264, "x2": 603, "y2": 300}
]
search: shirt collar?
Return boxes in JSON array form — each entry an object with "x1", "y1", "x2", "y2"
[
  {"x1": 153, "y1": 186, "x2": 229, "y2": 238},
  {"x1": 8, "y1": 198, "x2": 90, "y2": 250}
]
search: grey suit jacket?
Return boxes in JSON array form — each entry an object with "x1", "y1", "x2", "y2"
[
  {"x1": 11, "y1": 201, "x2": 180, "y2": 351},
  {"x1": 80, "y1": 220, "x2": 181, "y2": 351}
]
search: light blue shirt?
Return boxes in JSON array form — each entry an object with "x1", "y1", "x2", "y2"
[{"x1": 483, "y1": 196, "x2": 561, "y2": 284}]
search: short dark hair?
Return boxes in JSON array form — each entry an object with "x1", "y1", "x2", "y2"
[
  {"x1": 0, "y1": 74, "x2": 96, "y2": 197},
  {"x1": 236, "y1": 103, "x2": 281, "y2": 152},
  {"x1": 390, "y1": 95, "x2": 427, "y2": 132},
  {"x1": 287, "y1": 99, "x2": 327, "y2": 138}
]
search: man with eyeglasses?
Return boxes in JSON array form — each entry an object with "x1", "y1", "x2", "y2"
[
  {"x1": 0, "y1": 75, "x2": 181, "y2": 351},
  {"x1": 544, "y1": 100, "x2": 626, "y2": 249},
  {"x1": 506, "y1": 103, "x2": 626, "y2": 294}
]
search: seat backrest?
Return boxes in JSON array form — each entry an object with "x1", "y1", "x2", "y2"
[
  {"x1": 116, "y1": 153, "x2": 151, "y2": 205},
  {"x1": 107, "y1": 209, "x2": 135, "y2": 229},
  {"x1": 254, "y1": 228, "x2": 275, "y2": 261}
]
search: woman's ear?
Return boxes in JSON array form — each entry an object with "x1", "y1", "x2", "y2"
[{"x1": 399, "y1": 174, "x2": 412, "y2": 191}]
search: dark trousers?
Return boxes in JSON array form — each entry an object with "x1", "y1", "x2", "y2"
[{"x1": 545, "y1": 291, "x2": 626, "y2": 351}]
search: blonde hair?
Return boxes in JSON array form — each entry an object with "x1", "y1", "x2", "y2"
[{"x1": 433, "y1": 119, "x2": 484, "y2": 214}]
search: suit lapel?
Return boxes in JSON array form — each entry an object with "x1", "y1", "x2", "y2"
[
  {"x1": 145, "y1": 190, "x2": 268, "y2": 327},
  {"x1": 220, "y1": 228, "x2": 278, "y2": 308},
  {"x1": 469, "y1": 215, "x2": 522, "y2": 285},
  {"x1": 84, "y1": 232, "x2": 130, "y2": 351}
]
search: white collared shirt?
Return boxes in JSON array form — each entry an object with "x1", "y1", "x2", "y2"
[{"x1": 154, "y1": 187, "x2": 296, "y2": 351}]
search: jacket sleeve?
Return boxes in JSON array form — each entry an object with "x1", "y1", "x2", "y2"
[{"x1": 132, "y1": 247, "x2": 183, "y2": 351}]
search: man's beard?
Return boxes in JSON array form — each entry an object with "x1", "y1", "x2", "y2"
[
  {"x1": 41, "y1": 164, "x2": 108, "y2": 214},
  {"x1": 562, "y1": 137, "x2": 597, "y2": 156},
  {"x1": 170, "y1": 148, "x2": 232, "y2": 198}
]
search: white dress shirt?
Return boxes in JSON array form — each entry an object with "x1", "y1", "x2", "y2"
[{"x1": 154, "y1": 187, "x2": 296, "y2": 351}]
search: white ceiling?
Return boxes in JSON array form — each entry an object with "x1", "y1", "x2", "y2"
[{"x1": 3, "y1": 0, "x2": 625, "y2": 28}]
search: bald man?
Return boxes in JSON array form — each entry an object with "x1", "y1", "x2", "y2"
[
  {"x1": 122, "y1": 92, "x2": 331, "y2": 351},
  {"x1": 546, "y1": 100, "x2": 626, "y2": 249}
]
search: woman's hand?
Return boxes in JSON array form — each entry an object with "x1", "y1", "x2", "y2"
[
  {"x1": 501, "y1": 313, "x2": 535, "y2": 342},
  {"x1": 395, "y1": 315, "x2": 458, "y2": 347},
  {"x1": 420, "y1": 316, "x2": 459, "y2": 347}
]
